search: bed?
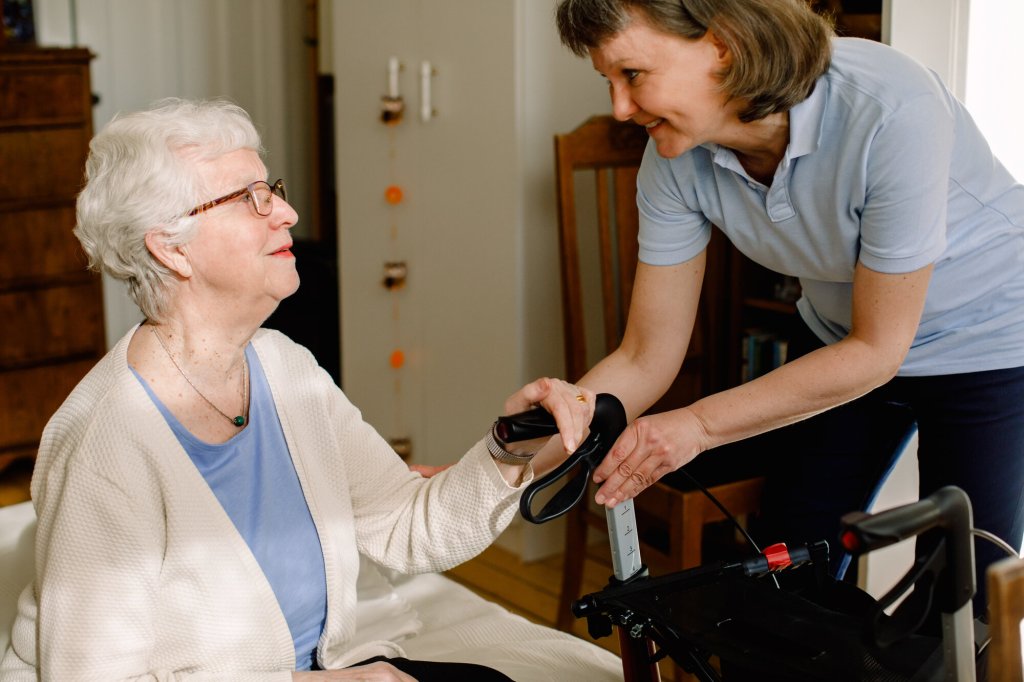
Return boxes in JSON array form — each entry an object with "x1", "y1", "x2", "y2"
[{"x1": 0, "y1": 500, "x2": 623, "y2": 680}]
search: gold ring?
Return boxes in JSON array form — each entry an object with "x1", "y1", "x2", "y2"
[{"x1": 576, "y1": 394, "x2": 587, "y2": 403}]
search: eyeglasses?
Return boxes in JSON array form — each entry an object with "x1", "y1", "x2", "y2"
[{"x1": 187, "y1": 179, "x2": 287, "y2": 218}]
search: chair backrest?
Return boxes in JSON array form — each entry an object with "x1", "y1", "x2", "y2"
[
  {"x1": 554, "y1": 115, "x2": 723, "y2": 408},
  {"x1": 988, "y1": 555, "x2": 1024, "y2": 682},
  {"x1": 555, "y1": 115, "x2": 646, "y2": 382}
]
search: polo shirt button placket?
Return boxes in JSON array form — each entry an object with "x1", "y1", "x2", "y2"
[{"x1": 766, "y1": 184, "x2": 796, "y2": 222}]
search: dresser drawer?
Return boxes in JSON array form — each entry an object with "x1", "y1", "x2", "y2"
[
  {"x1": 0, "y1": 205, "x2": 87, "y2": 282},
  {"x1": 0, "y1": 49, "x2": 91, "y2": 128},
  {"x1": 0, "y1": 283, "x2": 104, "y2": 366},
  {"x1": 0, "y1": 65, "x2": 89, "y2": 126},
  {"x1": 0, "y1": 128, "x2": 91, "y2": 203},
  {"x1": 0, "y1": 358, "x2": 96, "y2": 449}
]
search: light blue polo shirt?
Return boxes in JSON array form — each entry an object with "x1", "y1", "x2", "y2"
[{"x1": 637, "y1": 38, "x2": 1024, "y2": 376}]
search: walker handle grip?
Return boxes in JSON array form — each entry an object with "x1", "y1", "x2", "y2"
[{"x1": 517, "y1": 394, "x2": 627, "y2": 524}]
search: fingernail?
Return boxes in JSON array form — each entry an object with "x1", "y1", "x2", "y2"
[
  {"x1": 566, "y1": 439, "x2": 577, "y2": 452},
  {"x1": 595, "y1": 493, "x2": 605, "y2": 505},
  {"x1": 606, "y1": 497, "x2": 617, "y2": 507}
]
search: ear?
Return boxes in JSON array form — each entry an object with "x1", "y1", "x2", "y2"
[
  {"x1": 145, "y1": 229, "x2": 193, "y2": 279},
  {"x1": 704, "y1": 28, "x2": 732, "y2": 66}
]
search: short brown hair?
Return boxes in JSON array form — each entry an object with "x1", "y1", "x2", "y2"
[{"x1": 556, "y1": 0, "x2": 834, "y2": 122}]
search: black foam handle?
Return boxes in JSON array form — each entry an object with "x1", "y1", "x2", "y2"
[
  {"x1": 495, "y1": 407, "x2": 559, "y2": 443},
  {"x1": 840, "y1": 486, "x2": 975, "y2": 612},
  {"x1": 518, "y1": 394, "x2": 627, "y2": 524}
]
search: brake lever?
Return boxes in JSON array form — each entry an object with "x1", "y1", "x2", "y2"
[
  {"x1": 512, "y1": 394, "x2": 627, "y2": 524},
  {"x1": 519, "y1": 435, "x2": 608, "y2": 523}
]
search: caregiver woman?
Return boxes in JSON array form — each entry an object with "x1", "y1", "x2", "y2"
[{"x1": 554, "y1": 0, "x2": 1024, "y2": 615}]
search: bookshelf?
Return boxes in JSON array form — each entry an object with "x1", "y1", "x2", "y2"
[{"x1": 727, "y1": 250, "x2": 806, "y2": 385}]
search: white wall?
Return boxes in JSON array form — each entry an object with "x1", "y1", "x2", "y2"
[
  {"x1": 884, "y1": 0, "x2": 1024, "y2": 181},
  {"x1": 514, "y1": 2, "x2": 610, "y2": 558},
  {"x1": 883, "y1": 0, "x2": 970, "y2": 97},
  {"x1": 517, "y1": 2, "x2": 611, "y2": 386},
  {"x1": 963, "y1": 1, "x2": 1024, "y2": 182}
]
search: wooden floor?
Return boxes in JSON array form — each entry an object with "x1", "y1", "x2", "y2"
[
  {"x1": 444, "y1": 540, "x2": 618, "y2": 651},
  {"x1": 444, "y1": 538, "x2": 684, "y2": 680}
]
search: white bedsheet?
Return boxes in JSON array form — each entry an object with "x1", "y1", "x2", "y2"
[{"x1": 357, "y1": 559, "x2": 623, "y2": 680}]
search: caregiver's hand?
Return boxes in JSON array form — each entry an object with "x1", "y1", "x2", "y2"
[{"x1": 591, "y1": 407, "x2": 704, "y2": 508}]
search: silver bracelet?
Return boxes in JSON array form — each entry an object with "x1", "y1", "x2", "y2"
[{"x1": 484, "y1": 423, "x2": 536, "y2": 466}]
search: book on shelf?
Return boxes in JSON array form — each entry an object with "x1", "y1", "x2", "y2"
[{"x1": 740, "y1": 328, "x2": 789, "y2": 383}]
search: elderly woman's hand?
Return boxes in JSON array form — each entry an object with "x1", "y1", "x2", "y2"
[
  {"x1": 293, "y1": 660, "x2": 417, "y2": 680},
  {"x1": 504, "y1": 377, "x2": 596, "y2": 456}
]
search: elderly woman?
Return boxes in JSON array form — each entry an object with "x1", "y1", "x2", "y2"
[
  {"x1": 0, "y1": 98, "x2": 602, "y2": 680},
  {"x1": 553, "y1": 0, "x2": 1024, "y2": 619}
]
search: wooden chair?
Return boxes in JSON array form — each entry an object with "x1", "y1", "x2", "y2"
[
  {"x1": 988, "y1": 556, "x2": 1024, "y2": 682},
  {"x1": 552, "y1": 115, "x2": 765, "y2": 635}
]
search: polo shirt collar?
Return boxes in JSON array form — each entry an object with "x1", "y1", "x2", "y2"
[
  {"x1": 788, "y1": 76, "x2": 828, "y2": 159},
  {"x1": 698, "y1": 74, "x2": 828, "y2": 166}
]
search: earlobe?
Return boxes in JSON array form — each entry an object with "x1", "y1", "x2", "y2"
[{"x1": 145, "y1": 229, "x2": 192, "y2": 279}]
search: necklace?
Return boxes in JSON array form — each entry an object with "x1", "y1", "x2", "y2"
[{"x1": 151, "y1": 326, "x2": 249, "y2": 427}]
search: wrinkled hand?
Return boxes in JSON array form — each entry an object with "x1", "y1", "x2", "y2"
[
  {"x1": 592, "y1": 408, "x2": 705, "y2": 507},
  {"x1": 504, "y1": 377, "x2": 596, "y2": 455},
  {"x1": 293, "y1": 660, "x2": 418, "y2": 680}
]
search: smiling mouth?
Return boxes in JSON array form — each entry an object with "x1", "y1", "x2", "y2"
[{"x1": 643, "y1": 118, "x2": 664, "y2": 130}]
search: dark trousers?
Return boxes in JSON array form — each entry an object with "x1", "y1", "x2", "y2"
[
  {"x1": 726, "y1": 324, "x2": 1024, "y2": 617},
  {"x1": 346, "y1": 656, "x2": 514, "y2": 681}
]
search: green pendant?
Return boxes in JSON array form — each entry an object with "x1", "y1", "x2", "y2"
[{"x1": 233, "y1": 416, "x2": 246, "y2": 427}]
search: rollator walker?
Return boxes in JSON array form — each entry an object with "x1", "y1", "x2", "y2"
[{"x1": 506, "y1": 394, "x2": 987, "y2": 682}]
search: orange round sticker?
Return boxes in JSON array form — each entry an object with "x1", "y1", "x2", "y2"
[
  {"x1": 384, "y1": 185, "x2": 404, "y2": 205},
  {"x1": 389, "y1": 349, "x2": 405, "y2": 369}
]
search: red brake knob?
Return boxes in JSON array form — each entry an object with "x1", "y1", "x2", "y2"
[{"x1": 763, "y1": 542, "x2": 792, "y2": 571}]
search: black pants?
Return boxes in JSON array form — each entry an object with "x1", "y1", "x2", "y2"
[
  {"x1": 722, "y1": 323, "x2": 1024, "y2": 617},
  {"x1": 342, "y1": 656, "x2": 514, "y2": 681}
]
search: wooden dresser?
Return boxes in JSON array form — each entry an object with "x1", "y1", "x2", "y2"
[{"x1": 0, "y1": 47, "x2": 102, "y2": 503}]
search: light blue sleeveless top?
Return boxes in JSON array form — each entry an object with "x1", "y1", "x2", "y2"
[{"x1": 132, "y1": 344, "x2": 327, "y2": 670}]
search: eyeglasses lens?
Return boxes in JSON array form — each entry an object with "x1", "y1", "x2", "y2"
[{"x1": 251, "y1": 180, "x2": 286, "y2": 216}]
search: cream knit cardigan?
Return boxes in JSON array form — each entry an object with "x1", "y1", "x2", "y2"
[{"x1": 0, "y1": 326, "x2": 527, "y2": 681}]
